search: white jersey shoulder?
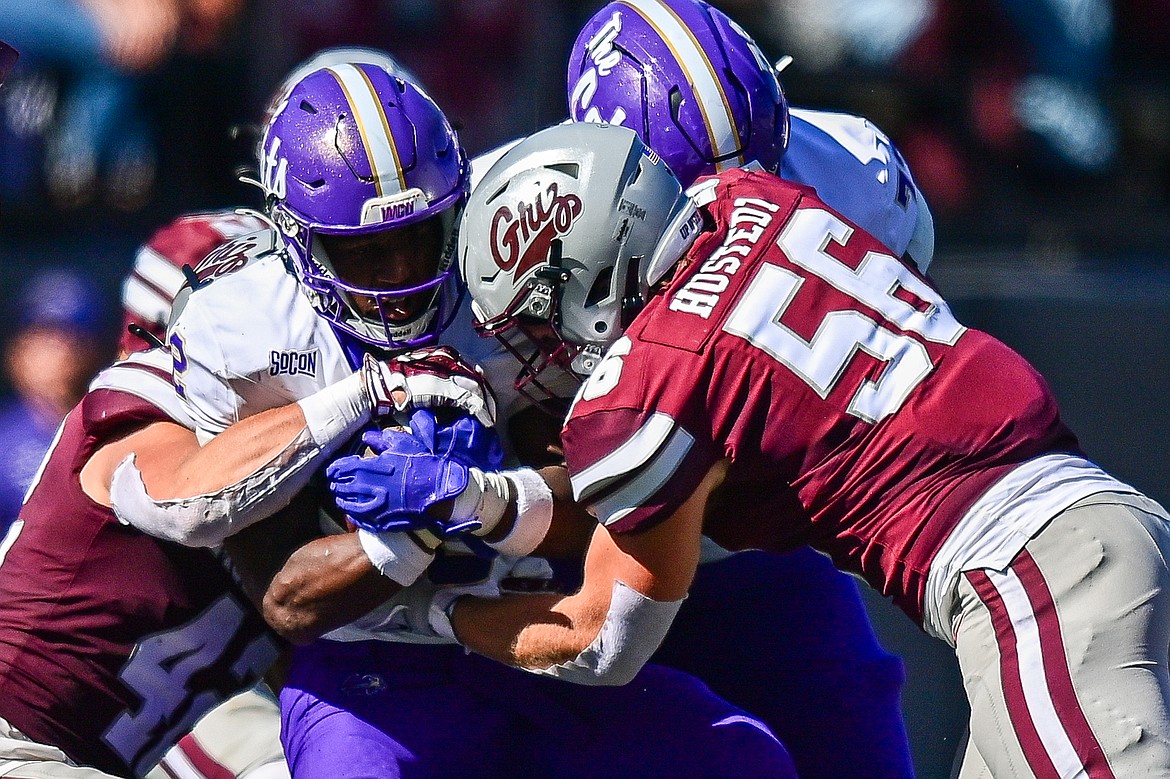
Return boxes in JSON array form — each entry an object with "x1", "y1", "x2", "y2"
[
  {"x1": 124, "y1": 210, "x2": 271, "y2": 332},
  {"x1": 167, "y1": 229, "x2": 352, "y2": 441},
  {"x1": 782, "y1": 107, "x2": 935, "y2": 271},
  {"x1": 89, "y1": 348, "x2": 194, "y2": 427}
]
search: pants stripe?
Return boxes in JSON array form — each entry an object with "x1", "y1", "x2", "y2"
[
  {"x1": 1010, "y1": 550, "x2": 1116, "y2": 778},
  {"x1": 968, "y1": 553, "x2": 1115, "y2": 779},
  {"x1": 158, "y1": 734, "x2": 236, "y2": 779},
  {"x1": 968, "y1": 568, "x2": 1062, "y2": 779}
]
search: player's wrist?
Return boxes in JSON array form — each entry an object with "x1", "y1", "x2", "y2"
[
  {"x1": 451, "y1": 467, "x2": 511, "y2": 538},
  {"x1": 357, "y1": 528, "x2": 439, "y2": 586},
  {"x1": 298, "y1": 372, "x2": 371, "y2": 447},
  {"x1": 482, "y1": 467, "x2": 553, "y2": 557}
]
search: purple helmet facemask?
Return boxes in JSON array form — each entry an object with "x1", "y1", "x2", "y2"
[
  {"x1": 260, "y1": 63, "x2": 470, "y2": 349},
  {"x1": 567, "y1": 0, "x2": 789, "y2": 187}
]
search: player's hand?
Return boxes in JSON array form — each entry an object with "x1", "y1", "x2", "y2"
[
  {"x1": 360, "y1": 346, "x2": 496, "y2": 427},
  {"x1": 406, "y1": 408, "x2": 506, "y2": 557},
  {"x1": 411, "y1": 408, "x2": 504, "y2": 472},
  {"x1": 327, "y1": 426, "x2": 471, "y2": 533}
]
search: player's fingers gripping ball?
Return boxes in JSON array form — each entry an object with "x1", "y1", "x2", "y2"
[{"x1": 360, "y1": 346, "x2": 497, "y2": 427}]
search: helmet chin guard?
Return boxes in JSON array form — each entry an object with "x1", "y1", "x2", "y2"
[{"x1": 260, "y1": 63, "x2": 470, "y2": 350}]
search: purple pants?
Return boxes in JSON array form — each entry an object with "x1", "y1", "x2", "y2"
[
  {"x1": 655, "y1": 549, "x2": 915, "y2": 779},
  {"x1": 280, "y1": 640, "x2": 795, "y2": 779}
]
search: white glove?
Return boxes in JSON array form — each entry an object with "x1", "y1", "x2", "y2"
[{"x1": 360, "y1": 346, "x2": 497, "y2": 427}]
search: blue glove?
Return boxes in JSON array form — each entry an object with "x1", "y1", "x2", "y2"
[
  {"x1": 409, "y1": 408, "x2": 505, "y2": 472},
  {"x1": 408, "y1": 409, "x2": 504, "y2": 555},
  {"x1": 326, "y1": 426, "x2": 470, "y2": 533}
]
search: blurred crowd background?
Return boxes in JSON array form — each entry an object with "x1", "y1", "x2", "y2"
[{"x1": 0, "y1": 2, "x2": 1167, "y2": 776}]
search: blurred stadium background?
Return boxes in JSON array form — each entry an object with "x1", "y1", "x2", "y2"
[{"x1": 1, "y1": 1, "x2": 1167, "y2": 776}]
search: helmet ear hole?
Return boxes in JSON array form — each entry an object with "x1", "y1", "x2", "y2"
[
  {"x1": 585, "y1": 267, "x2": 613, "y2": 308},
  {"x1": 548, "y1": 163, "x2": 581, "y2": 179},
  {"x1": 669, "y1": 86, "x2": 684, "y2": 120}
]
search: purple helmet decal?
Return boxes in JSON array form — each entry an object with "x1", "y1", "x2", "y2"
[
  {"x1": 260, "y1": 63, "x2": 470, "y2": 349},
  {"x1": 567, "y1": 0, "x2": 789, "y2": 187},
  {"x1": 0, "y1": 41, "x2": 15, "y2": 88}
]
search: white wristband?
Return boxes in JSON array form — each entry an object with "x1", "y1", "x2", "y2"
[
  {"x1": 451, "y1": 468, "x2": 511, "y2": 537},
  {"x1": 297, "y1": 371, "x2": 371, "y2": 448},
  {"x1": 486, "y1": 467, "x2": 554, "y2": 557},
  {"x1": 357, "y1": 529, "x2": 435, "y2": 586}
]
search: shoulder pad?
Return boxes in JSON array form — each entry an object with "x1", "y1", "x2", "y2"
[
  {"x1": 170, "y1": 229, "x2": 284, "y2": 329},
  {"x1": 144, "y1": 210, "x2": 269, "y2": 274}
]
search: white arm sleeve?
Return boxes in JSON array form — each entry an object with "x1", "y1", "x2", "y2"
[
  {"x1": 527, "y1": 580, "x2": 684, "y2": 686},
  {"x1": 110, "y1": 372, "x2": 371, "y2": 547}
]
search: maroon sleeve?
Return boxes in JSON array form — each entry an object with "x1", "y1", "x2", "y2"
[
  {"x1": 78, "y1": 388, "x2": 177, "y2": 466},
  {"x1": 562, "y1": 336, "x2": 721, "y2": 534}
]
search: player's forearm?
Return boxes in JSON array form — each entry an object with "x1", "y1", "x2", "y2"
[
  {"x1": 166, "y1": 371, "x2": 373, "y2": 498},
  {"x1": 450, "y1": 578, "x2": 682, "y2": 687},
  {"x1": 107, "y1": 373, "x2": 373, "y2": 547},
  {"x1": 450, "y1": 590, "x2": 602, "y2": 670},
  {"x1": 530, "y1": 465, "x2": 596, "y2": 557},
  {"x1": 263, "y1": 533, "x2": 400, "y2": 645},
  {"x1": 155, "y1": 404, "x2": 315, "y2": 497},
  {"x1": 452, "y1": 478, "x2": 717, "y2": 684}
]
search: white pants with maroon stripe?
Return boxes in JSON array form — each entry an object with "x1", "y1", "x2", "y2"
[
  {"x1": 952, "y1": 491, "x2": 1170, "y2": 778},
  {"x1": 145, "y1": 686, "x2": 288, "y2": 779},
  {"x1": 0, "y1": 687, "x2": 286, "y2": 779}
]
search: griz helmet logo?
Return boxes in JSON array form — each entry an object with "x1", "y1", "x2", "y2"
[
  {"x1": 193, "y1": 233, "x2": 268, "y2": 284},
  {"x1": 489, "y1": 182, "x2": 583, "y2": 279}
]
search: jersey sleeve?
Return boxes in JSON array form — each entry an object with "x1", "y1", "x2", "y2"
[
  {"x1": 561, "y1": 337, "x2": 721, "y2": 534},
  {"x1": 168, "y1": 291, "x2": 244, "y2": 440},
  {"x1": 81, "y1": 349, "x2": 193, "y2": 453}
]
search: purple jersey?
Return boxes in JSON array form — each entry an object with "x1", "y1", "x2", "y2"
[
  {"x1": 563, "y1": 169, "x2": 1080, "y2": 622},
  {"x1": 0, "y1": 359, "x2": 279, "y2": 777}
]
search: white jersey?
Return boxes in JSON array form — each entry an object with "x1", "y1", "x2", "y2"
[
  {"x1": 121, "y1": 211, "x2": 269, "y2": 342},
  {"x1": 781, "y1": 108, "x2": 934, "y2": 270},
  {"x1": 166, "y1": 228, "x2": 544, "y2": 644},
  {"x1": 472, "y1": 108, "x2": 935, "y2": 273}
]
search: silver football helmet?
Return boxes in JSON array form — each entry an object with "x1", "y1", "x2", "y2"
[{"x1": 458, "y1": 122, "x2": 698, "y2": 393}]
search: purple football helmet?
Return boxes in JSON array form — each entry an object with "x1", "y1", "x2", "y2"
[
  {"x1": 0, "y1": 40, "x2": 15, "y2": 87},
  {"x1": 260, "y1": 63, "x2": 470, "y2": 349},
  {"x1": 567, "y1": 0, "x2": 789, "y2": 187}
]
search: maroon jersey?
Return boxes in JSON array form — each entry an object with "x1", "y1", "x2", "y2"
[
  {"x1": 562, "y1": 169, "x2": 1081, "y2": 622},
  {"x1": 0, "y1": 356, "x2": 279, "y2": 777},
  {"x1": 120, "y1": 211, "x2": 267, "y2": 355}
]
